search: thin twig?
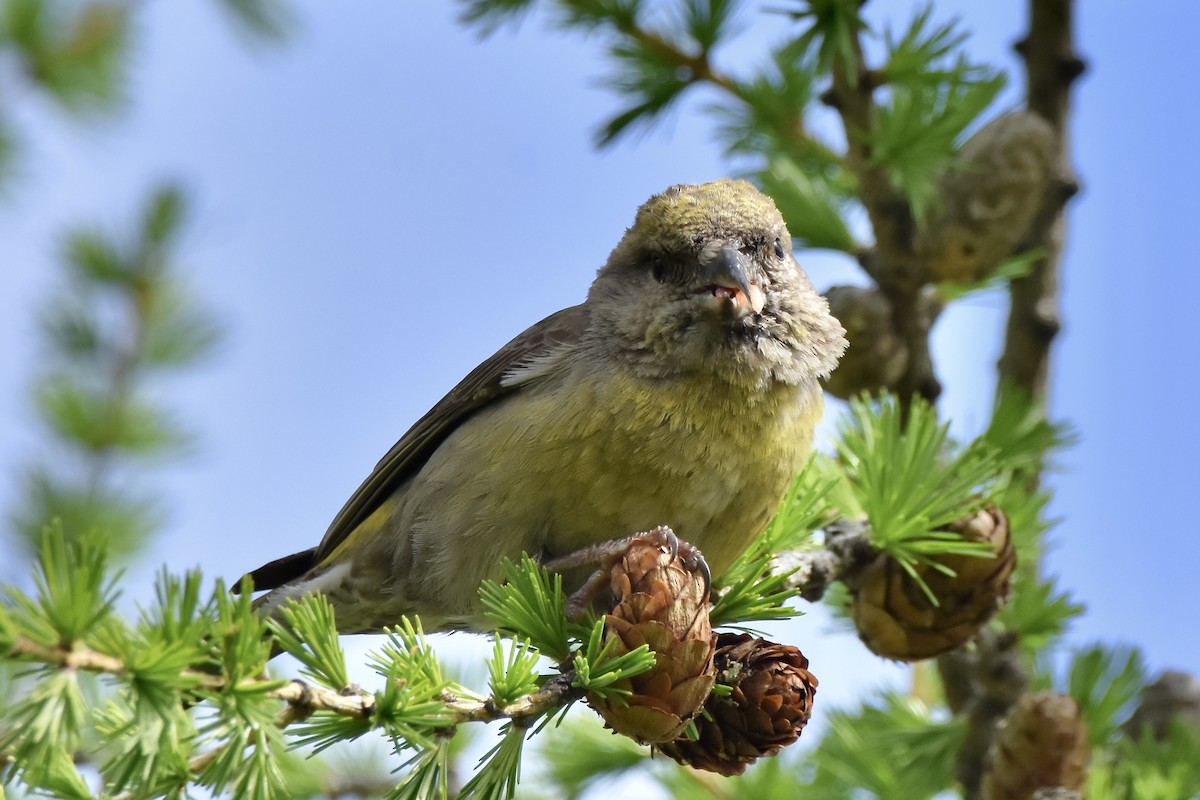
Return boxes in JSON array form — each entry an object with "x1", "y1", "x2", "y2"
[
  {"x1": 3, "y1": 636, "x2": 578, "y2": 728},
  {"x1": 6, "y1": 636, "x2": 128, "y2": 675},
  {"x1": 822, "y1": 12, "x2": 938, "y2": 410},
  {"x1": 769, "y1": 519, "x2": 877, "y2": 601},
  {"x1": 593, "y1": 5, "x2": 841, "y2": 164},
  {"x1": 8, "y1": 634, "x2": 583, "y2": 798},
  {"x1": 826, "y1": 29, "x2": 918, "y2": 272},
  {"x1": 442, "y1": 675, "x2": 581, "y2": 726}
]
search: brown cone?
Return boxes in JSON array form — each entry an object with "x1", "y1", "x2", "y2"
[
  {"x1": 917, "y1": 110, "x2": 1058, "y2": 285},
  {"x1": 822, "y1": 285, "x2": 943, "y2": 400},
  {"x1": 657, "y1": 632, "x2": 817, "y2": 775},
  {"x1": 981, "y1": 691, "x2": 1090, "y2": 800},
  {"x1": 586, "y1": 532, "x2": 715, "y2": 744},
  {"x1": 851, "y1": 505, "x2": 1016, "y2": 661},
  {"x1": 1124, "y1": 669, "x2": 1200, "y2": 741}
]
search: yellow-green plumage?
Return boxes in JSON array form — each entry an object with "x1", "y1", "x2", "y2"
[
  {"x1": 247, "y1": 180, "x2": 846, "y2": 633},
  {"x1": 630, "y1": 180, "x2": 784, "y2": 252}
]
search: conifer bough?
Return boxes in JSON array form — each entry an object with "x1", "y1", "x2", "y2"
[{"x1": 850, "y1": 504, "x2": 1016, "y2": 661}]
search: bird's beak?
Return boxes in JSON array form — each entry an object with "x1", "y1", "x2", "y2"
[{"x1": 700, "y1": 245, "x2": 766, "y2": 315}]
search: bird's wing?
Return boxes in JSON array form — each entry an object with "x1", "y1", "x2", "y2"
[
  {"x1": 243, "y1": 304, "x2": 588, "y2": 592},
  {"x1": 311, "y1": 302, "x2": 590, "y2": 565}
]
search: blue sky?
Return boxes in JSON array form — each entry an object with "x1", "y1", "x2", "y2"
[{"x1": 2, "y1": 0, "x2": 1198, "y2": 769}]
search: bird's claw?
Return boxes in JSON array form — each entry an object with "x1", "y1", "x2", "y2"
[
  {"x1": 636, "y1": 526, "x2": 711, "y2": 599},
  {"x1": 638, "y1": 525, "x2": 680, "y2": 562},
  {"x1": 545, "y1": 525, "x2": 711, "y2": 618}
]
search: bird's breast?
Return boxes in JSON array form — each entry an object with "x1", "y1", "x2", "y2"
[{"x1": 438, "y1": 363, "x2": 822, "y2": 576}]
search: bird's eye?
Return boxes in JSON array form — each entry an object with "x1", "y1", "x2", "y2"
[
  {"x1": 651, "y1": 255, "x2": 668, "y2": 283},
  {"x1": 774, "y1": 237, "x2": 786, "y2": 259}
]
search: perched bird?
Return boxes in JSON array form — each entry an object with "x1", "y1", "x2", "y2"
[{"x1": 244, "y1": 180, "x2": 846, "y2": 633}]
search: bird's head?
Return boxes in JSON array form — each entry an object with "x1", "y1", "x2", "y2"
[{"x1": 587, "y1": 179, "x2": 846, "y2": 386}]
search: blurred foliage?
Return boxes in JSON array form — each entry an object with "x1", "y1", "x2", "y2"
[
  {"x1": 985, "y1": 386, "x2": 1085, "y2": 654},
  {"x1": 0, "y1": 0, "x2": 290, "y2": 186},
  {"x1": 777, "y1": 0, "x2": 867, "y2": 83},
  {"x1": 1069, "y1": 647, "x2": 1200, "y2": 800},
  {"x1": 216, "y1": 0, "x2": 294, "y2": 40},
  {"x1": 2, "y1": 0, "x2": 298, "y2": 561},
  {"x1": 8, "y1": 185, "x2": 222, "y2": 560},
  {"x1": 533, "y1": 714, "x2": 649, "y2": 799},
  {"x1": 1065, "y1": 644, "x2": 1149, "y2": 749},
  {"x1": 800, "y1": 693, "x2": 962, "y2": 800},
  {"x1": 759, "y1": 154, "x2": 857, "y2": 253},
  {"x1": 869, "y1": 6, "x2": 1006, "y2": 218},
  {"x1": 1089, "y1": 722, "x2": 1200, "y2": 800},
  {"x1": 536, "y1": 692, "x2": 962, "y2": 800},
  {"x1": 2, "y1": 2, "x2": 287, "y2": 797},
  {"x1": 0, "y1": 0, "x2": 131, "y2": 115}
]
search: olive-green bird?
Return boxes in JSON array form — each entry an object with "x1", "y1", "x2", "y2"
[{"x1": 244, "y1": 179, "x2": 847, "y2": 633}]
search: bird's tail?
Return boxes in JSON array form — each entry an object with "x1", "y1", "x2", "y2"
[{"x1": 235, "y1": 547, "x2": 319, "y2": 594}]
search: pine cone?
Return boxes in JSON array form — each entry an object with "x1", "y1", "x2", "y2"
[
  {"x1": 917, "y1": 111, "x2": 1058, "y2": 286},
  {"x1": 822, "y1": 285, "x2": 908, "y2": 399},
  {"x1": 851, "y1": 505, "x2": 1016, "y2": 661},
  {"x1": 822, "y1": 285, "x2": 943, "y2": 400},
  {"x1": 657, "y1": 632, "x2": 817, "y2": 775},
  {"x1": 981, "y1": 691, "x2": 1090, "y2": 800},
  {"x1": 586, "y1": 532, "x2": 716, "y2": 744},
  {"x1": 1124, "y1": 669, "x2": 1200, "y2": 741}
]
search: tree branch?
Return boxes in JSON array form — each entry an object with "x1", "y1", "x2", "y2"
[
  {"x1": 998, "y1": 0, "x2": 1085, "y2": 398},
  {"x1": 826, "y1": 33, "x2": 918, "y2": 277},
  {"x1": 937, "y1": 629, "x2": 1029, "y2": 799},
  {"x1": 769, "y1": 518, "x2": 876, "y2": 601},
  {"x1": 3, "y1": 635, "x2": 581, "y2": 728},
  {"x1": 622, "y1": 24, "x2": 737, "y2": 95},
  {"x1": 442, "y1": 675, "x2": 581, "y2": 726},
  {"x1": 822, "y1": 17, "x2": 939, "y2": 410},
  {"x1": 598, "y1": 8, "x2": 842, "y2": 166}
]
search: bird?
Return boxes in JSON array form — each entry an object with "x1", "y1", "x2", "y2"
[{"x1": 243, "y1": 179, "x2": 847, "y2": 634}]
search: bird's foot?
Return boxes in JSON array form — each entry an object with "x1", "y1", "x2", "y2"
[{"x1": 543, "y1": 526, "x2": 710, "y2": 621}]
